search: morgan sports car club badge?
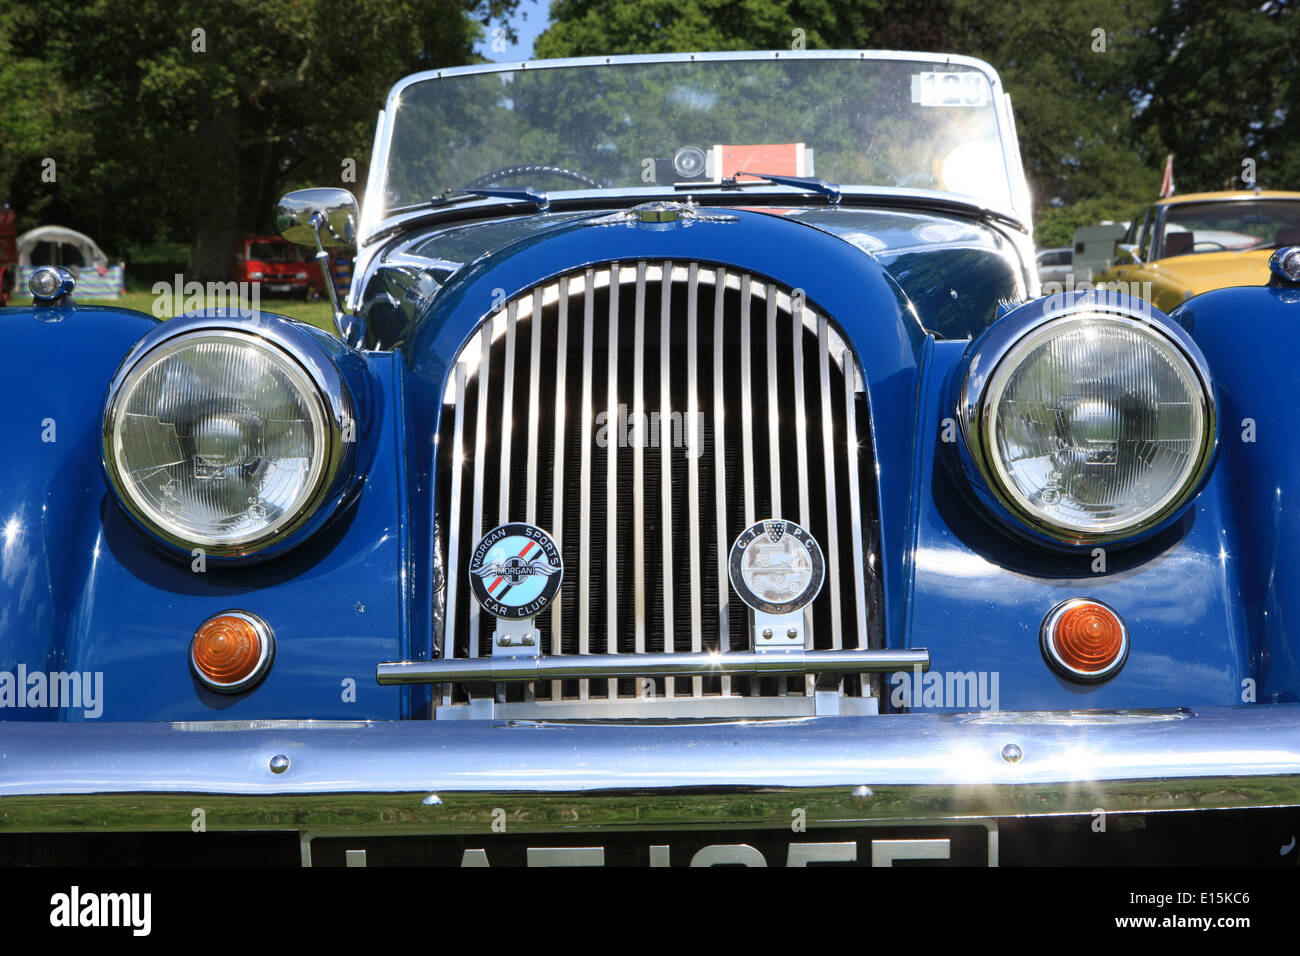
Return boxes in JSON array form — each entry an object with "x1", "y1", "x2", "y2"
[
  {"x1": 729, "y1": 519, "x2": 825, "y2": 616},
  {"x1": 468, "y1": 523, "x2": 564, "y2": 620}
]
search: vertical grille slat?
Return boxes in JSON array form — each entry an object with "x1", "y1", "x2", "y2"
[
  {"x1": 632, "y1": 262, "x2": 648, "y2": 663},
  {"x1": 577, "y1": 269, "x2": 595, "y2": 699},
  {"x1": 603, "y1": 264, "x2": 620, "y2": 699},
  {"x1": 436, "y1": 261, "x2": 880, "y2": 713},
  {"x1": 441, "y1": 360, "x2": 468, "y2": 695},
  {"x1": 686, "y1": 263, "x2": 703, "y2": 698},
  {"x1": 465, "y1": 321, "x2": 493, "y2": 676},
  {"x1": 817, "y1": 314, "x2": 844, "y2": 649},
  {"x1": 765, "y1": 289, "x2": 783, "y2": 520},
  {"x1": 659, "y1": 262, "x2": 676, "y2": 693},
  {"x1": 791, "y1": 299, "x2": 816, "y2": 694},
  {"x1": 549, "y1": 279, "x2": 570, "y2": 700},
  {"x1": 712, "y1": 267, "x2": 732, "y2": 698},
  {"x1": 499, "y1": 300, "x2": 518, "y2": 526}
]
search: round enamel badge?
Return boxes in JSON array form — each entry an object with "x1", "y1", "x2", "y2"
[
  {"x1": 728, "y1": 519, "x2": 825, "y2": 615},
  {"x1": 468, "y1": 523, "x2": 564, "y2": 619}
]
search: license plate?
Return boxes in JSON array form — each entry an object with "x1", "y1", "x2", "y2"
[{"x1": 305, "y1": 822, "x2": 997, "y2": 867}]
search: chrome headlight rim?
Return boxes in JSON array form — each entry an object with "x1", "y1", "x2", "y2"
[
  {"x1": 958, "y1": 300, "x2": 1218, "y2": 547},
  {"x1": 102, "y1": 314, "x2": 356, "y2": 560}
]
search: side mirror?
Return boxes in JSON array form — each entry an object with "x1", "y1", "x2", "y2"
[
  {"x1": 276, "y1": 188, "x2": 358, "y2": 249},
  {"x1": 1114, "y1": 243, "x2": 1142, "y2": 266},
  {"x1": 275, "y1": 188, "x2": 359, "y2": 341}
]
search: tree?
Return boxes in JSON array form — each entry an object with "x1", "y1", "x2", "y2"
[
  {"x1": 534, "y1": 0, "x2": 1167, "y2": 234},
  {"x1": 1136, "y1": 0, "x2": 1298, "y2": 192},
  {"x1": 0, "y1": 0, "x2": 519, "y2": 277}
]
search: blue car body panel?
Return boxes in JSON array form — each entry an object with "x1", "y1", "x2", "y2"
[{"x1": 0, "y1": 204, "x2": 1289, "y2": 722}]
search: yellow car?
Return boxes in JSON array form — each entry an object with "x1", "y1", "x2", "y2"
[{"x1": 1098, "y1": 189, "x2": 1300, "y2": 312}]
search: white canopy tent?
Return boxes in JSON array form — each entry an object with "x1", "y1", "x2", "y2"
[
  {"x1": 16, "y1": 225, "x2": 123, "y2": 296},
  {"x1": 17, "y1": 225, "x2": 109, "y2": 268}
]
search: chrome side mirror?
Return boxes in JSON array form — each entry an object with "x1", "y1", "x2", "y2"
[
  {"x1": 276, "y1": 188, "x2": 358, "y2": 249},
  {"x1": 1115, "y1": 243, "x2": 1142, "y2": 266},
  {"x1": 276, "y1": 188, "x2": 359, "y2": 340}
]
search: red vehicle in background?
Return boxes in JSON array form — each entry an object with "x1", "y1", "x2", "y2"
[{"x1": 229, "y1": 235, "x2": 312, "y2": 296}]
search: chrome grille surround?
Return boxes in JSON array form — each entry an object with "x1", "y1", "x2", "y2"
[{"x1": 433, "y1": 261, "x2": 883, "y2": 715}]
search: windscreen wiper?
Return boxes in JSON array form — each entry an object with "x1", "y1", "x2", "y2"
[
  {"x1": 430, "y1": 186, "x2": 550, "y2": 211},
  {"x1": 728, "y1": 171, "x2": 842, "y2": 205}
]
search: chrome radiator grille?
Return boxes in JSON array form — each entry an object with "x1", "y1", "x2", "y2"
[{"x1": 435, "y1": 261, "x2": 882, "y2": 709}]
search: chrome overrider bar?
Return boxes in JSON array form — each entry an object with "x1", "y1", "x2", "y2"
[
  {"x1": 375, "y1": 648, "x2": 929, "y2": 684},
  {"x1": 2, "y1": 705, "x2": 1300, "y2": 834}
]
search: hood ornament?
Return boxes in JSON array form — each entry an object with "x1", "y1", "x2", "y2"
[{"x1": 588, "y1": 200, "x2": 739, "y2": 228}]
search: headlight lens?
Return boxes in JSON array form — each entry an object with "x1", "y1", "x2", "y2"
[
  {"x1": 105, "y1": 330, "x2": 332, "y2": 554},
  {"x1": 978, "y1": 314, "x2": 1211, "y2": 539}
]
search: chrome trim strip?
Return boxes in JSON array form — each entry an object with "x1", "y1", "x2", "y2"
[
  {"x1": 550, "y1": 280, "x2": 570, "y2": 698},
  {"x1": 791, "y1": 300, "x2": 814, "y2": 688},
  {"x1": 525, "y1": 287, "x2": 544, "y2": 524},
  {"x1": 578, "y1": 271, "x2": 595, "y2": 696},
  {"x1": 379, "y1": 648, "x2": 929, "y2": 684},
  {"x1": 818, "y1": 315, "x2": 843, "y2": 644},
  {"x1": 739, "y1": 274, "x2": 756, "y2": 528},
  {"x1": 632, "y1": 261, "x2": 647, "y2": 657},
  {"x1": 604, "y1": 263, "x2": 621, "y2": 696},
  {"x1": 499, "y1": 299, "x2": 518, "y2": 524},
  {"x1": 443, "y1": 362, "x2": 467, "y2": 660},
  {"x1": 844, "y1": 358, "x2": 870, "y2": 648},
  {"x1": 7, "y1": 707, "x2": 1300, "y2": 832},
  {"x1": 467, "y1": 321, "x2": 492, "y2": 668},
  {"x1": 712, "y1": 267, "x2": 731, "y2": 694},
  {"x1": 659, "y1": 261, "x2": 675, "y2": 677},
  {"x1": 686, "y1": 263, "x2": 703, "y2": 697},
  {"x1": 765, "y1": 287, "x2": 782, "y2": 518}
]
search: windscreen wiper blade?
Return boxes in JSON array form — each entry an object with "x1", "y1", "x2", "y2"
[
  {"x1": 431, "y1": 186, "x2": 550, "y2": 211},
  {"x1": 731, "y1": 171, "x2": 841, "y2": 204}
]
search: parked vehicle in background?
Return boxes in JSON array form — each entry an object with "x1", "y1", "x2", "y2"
[
  {"x1": 229, "y1": 235, "x2": 312, "y2": 295},
  {"x1": 1035, "y1": 246, "x2": 1072, "y2": 285},
  {"x1": 1070, "y1": 221, "x2": 1128, "y2": 283},
  {"x1": 1097, "y1": 190, "x2": 1300, "y2": 310}
]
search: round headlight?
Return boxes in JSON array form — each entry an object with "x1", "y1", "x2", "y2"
[
  {"x1": 104, "y1": 329, "x2": 343, "y2": 556},
  {"x1": 970, "y1": 313, "x2": 1213, "y2": 542}
]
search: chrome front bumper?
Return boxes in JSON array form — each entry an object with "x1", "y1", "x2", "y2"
[{"x1": 2, "y1": 705, "x2": 1299, "y2": 835}]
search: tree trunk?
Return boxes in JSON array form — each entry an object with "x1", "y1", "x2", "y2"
[{"x1": 187, "y1": 106, "x2": 241, "y2": 282}]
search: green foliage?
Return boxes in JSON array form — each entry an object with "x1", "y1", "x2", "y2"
[
  {"x1": 1035, "y1": 197, "x2": 1147, "y2": 249},
  {"x1": 535, "y1": 0, "x2": 1297, "y2": 241},
  {"x1": 1136, "y1": 0, "x2": 1298, "y2": 192},
  {"x1": 0, "y1": 0, "x2": 518, "y2": 276}
]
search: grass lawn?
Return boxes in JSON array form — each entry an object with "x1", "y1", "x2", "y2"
[{"x1": 91, "y1": 290, "x2": 341, "y2": 336}]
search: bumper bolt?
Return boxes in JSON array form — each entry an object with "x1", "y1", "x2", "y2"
[
  {"x1": 851, "y1": 785, "x2": 874, "y2": 808},
  {"x1": 1001, "y1": 743, "x2": 1023, "y2": 764},
  {"x1": 269, "y1": 754, "x2": 290, "y2": 774}
]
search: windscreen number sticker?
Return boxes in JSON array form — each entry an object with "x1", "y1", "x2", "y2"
[{"x1": 912, "y1": 72, "x2": 990, "y2": 107}]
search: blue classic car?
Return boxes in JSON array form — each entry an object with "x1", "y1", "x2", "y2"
[{"x1": 3, "y1": 51, "x2": 1300, "y2": 867}]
